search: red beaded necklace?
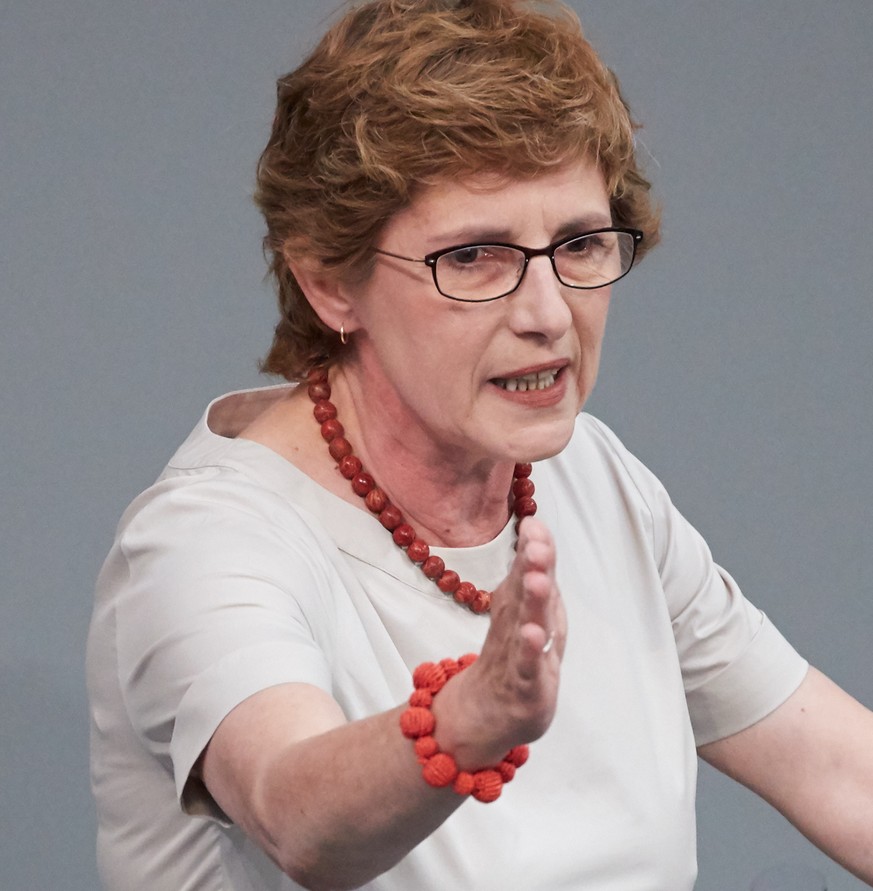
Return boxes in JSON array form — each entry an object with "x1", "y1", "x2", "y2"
[{"x1": 307, "y1": 368, "x2": 537, "y2": 614}]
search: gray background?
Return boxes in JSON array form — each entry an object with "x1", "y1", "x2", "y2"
[{"x1": 1, "y1": 1, "x2": 870, "y2": 889}]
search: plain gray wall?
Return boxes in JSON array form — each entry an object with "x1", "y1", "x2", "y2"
[{"x1": 2, "y1": 2, "x2": 871, "y2": 889}]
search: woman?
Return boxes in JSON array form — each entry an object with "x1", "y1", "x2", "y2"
[{"x1": 86, "y1": 1, "x2": 873, "y2": 889}]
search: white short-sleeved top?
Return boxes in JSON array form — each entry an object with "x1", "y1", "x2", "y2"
[{"x1": 87, "y1": 386, "x2": 807, "y2": 891}]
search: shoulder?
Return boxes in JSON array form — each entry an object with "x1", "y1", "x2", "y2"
[
  {"x1": 110, "y1": 413, "x2": 336, "y2": 606},
  {"x1": 116, "y1": 385, "x2": 321, "y2": 549},
  {"x1": 116, "y1": 461, "x2": 328, "y2": 579},
  {"x1": 97, "y1": 440, "x2": 342, "y2": 669}
]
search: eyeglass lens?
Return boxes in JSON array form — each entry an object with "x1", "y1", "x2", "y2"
[{"x1": 434, "y1": 231, "x2": 636, "y2": 301}]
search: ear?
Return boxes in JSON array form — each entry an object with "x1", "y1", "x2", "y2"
[{"x1": 285, "y1": 249, "x2": 360, "y2": 336}]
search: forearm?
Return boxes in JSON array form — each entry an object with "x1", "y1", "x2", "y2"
[
  {"x1": 700, "y1": 667, "x2": 873, "y2": 886},
  {"x1": 795, "y1": 784, "x2": 873, "y2": 886},
  {"x1": 759, "y1": 680, "x2": 873, "y2": 886},
  {"x1": 248, "y1": 705, "x2": 466, "y2": 890}
]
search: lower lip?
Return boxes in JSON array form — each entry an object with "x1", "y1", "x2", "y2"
[{"x1": 488, "y1": 370, "x2": 568, "y2": 408}]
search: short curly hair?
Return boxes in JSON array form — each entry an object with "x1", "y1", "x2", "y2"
[{"x1": 255, "y1": 0, "x2": 660, "y2": 381}]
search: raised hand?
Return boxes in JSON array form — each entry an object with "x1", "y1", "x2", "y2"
[{"x1": 431, "y1": 516, "x2": 566, "y2": 770}]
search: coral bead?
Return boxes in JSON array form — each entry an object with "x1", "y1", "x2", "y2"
[
  {"x1": 497, "y1": 761, "x2": 516, "y2": 783},
  {"x1": 338, "y1": 454, "x2": 362, "y2": 479},
  {"x1": 514, "y1": 462, "x2": 532, "y2": 478},
  {"x1": 409, "y1": 689, "x2": 433, "y2": 708},
  {"x1": 471, "y1": 589, "x2": 491, "y2": 613},
  {"x1": 365, "y1": 487, "x2": 388, "y2": 513},
  {"x1": 413, "y1": 661, "x2": 447, "y2": 693},
  {"x1": 414, "y1": 736, "x2": 439, "y2": 759},
  {"x1": 307, "y1": 380, "x2": 331, "y2": 402},
  {"x1": 380, "y1": 504, "x2": 403, "y2": 531},
  {"x1": 437, "y1": 570, "x2": 460, "y2": 593},
  {"x1": 407, "y1": 539, "x2": 429, "y2": 563},
  {"x1": 400, "y1": 707, "x2": 435, "y2": 739},
  {"x1": 439, "y1": 657, "x2": 460, "y2": 679},
  {"x1": 453, "y1": 581, "x2": 476, "y2": 605},
  {"x1": 328, "y1": 437, "x2": 352, "y2": 461},
  {"x1": 512, "y1": 477, "x2": 535, "y2": 499},
  {"x1": 421, "y1": 556, "x2": 445, "y2": 580},
  {"x1": 352, "y1": 473, "x2": 375, "y2": 496},
  {"x1": 505, "y1": 745, "x2": 530, "y2": 767},
  {"x1": 514, "y1": 496, "x2": 537, "y2": 518},
  {"x1": 320, "y1": 418, "x2": 343, "y2": 441},
  {"x1": 453, "y1": 772, "x2": 476, "y2": 796},
  {"x1": 471, "y1": 770, "x2": 503, "y2": 803},
  {"x1": 422, "y1": 752, "x2": 459, "y2": 788},
  {"x1": 313, "y1": 400, "x2": 337, "y2": 423},
  {"x1": 392, "y1": 523, "x2": 416, "y2": 547}
]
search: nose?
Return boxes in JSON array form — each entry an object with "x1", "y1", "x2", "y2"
[{"x1": 506, "y1": 254, "x2": 574, "y2": 342}]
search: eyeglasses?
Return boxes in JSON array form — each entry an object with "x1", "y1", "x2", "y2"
[{"x1": 373, "y1": 227, "x2": 643, "y2": 303}]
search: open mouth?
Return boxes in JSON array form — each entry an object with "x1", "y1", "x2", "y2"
[{"x1": 492, "y1": 368, "x2": 559, "y2": 392}]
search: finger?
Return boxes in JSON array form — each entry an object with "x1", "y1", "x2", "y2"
[
  {"x1": 486, "y1": 519, "x2": 551, "y2": 630},
  {"x1": 520, "y1": 580, "x2": 563, "y2": 658},
  {"x1": 518, "y1": 520, "x2": 565, "y2": 640},
  {"x1": 543, "y1": 594, "x2": 568, "y2": 661},
  {"x1": 482, "y1": 518, "x2": 559, "y2": 668},
  {"x1": 516, "y1": 523, "x2": 557, "y2": 627},
  {"x1": 515, "y1": 516, "x2": 553, "y2": 561},
  {"x1": 515, "y1": 565, "x2": 561, "y2": 679},
  {"x1": 521, "y1": 563, "x2": 552, "y2": 629}
]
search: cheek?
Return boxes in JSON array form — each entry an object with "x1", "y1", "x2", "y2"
[
  {"x1": 570, "y1": 298, "x2": 610, "y2": 399},
  {"x1": 363, "y1": 303, "x2": 481, "y2": 404},
  {"x1": 572, "y1": 294, "x2": 611, "y2": 352}
]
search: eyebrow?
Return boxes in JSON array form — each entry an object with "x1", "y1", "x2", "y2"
[
  {"x1": 428, "y1": 215, "x2": 614, "y2": 249},
  {"x1": 553, "y1": 215, "x2": 614, "y2": 240}
]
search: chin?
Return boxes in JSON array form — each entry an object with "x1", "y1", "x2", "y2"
[{"x1": 506, "y1": 417, "x2": 577, "y2": 464}]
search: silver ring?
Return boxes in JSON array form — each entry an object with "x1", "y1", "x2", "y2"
[{"x1": 542, "y1": 632, "x2": 555, "y2": 654}]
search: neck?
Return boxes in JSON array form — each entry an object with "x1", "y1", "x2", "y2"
[{"x1": 327, "y1": 363, "x2": 516, "y2": 548}]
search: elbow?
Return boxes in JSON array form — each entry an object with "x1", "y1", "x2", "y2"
[
  {"x1": 238, "y1": 809, "x2": 357, "y2": 890},
  {"x1": 278, "y1": 854, "x2": 330, "y2": 891},
  {"x1": 278, "y1": 849, "x2": 373, "y2": 891},
  {"x1": 271, "y1": 823, "x2": 402, "y2": 891}
]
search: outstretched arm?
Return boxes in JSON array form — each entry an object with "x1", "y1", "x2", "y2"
[
  {"x1": 699, "y1": 667, "x2": 873, "y2": 885},
  {"x1": 200, "y1": 518, "x2": 565, "y2": 891}
]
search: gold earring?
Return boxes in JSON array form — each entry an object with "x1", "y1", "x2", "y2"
[{"x1": 339, "y1": 324, "x2": 348, "y2": 345}]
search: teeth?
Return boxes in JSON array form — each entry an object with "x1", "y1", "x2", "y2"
[{"x1": 495, "y1": 369, "x2": 558, "y2": 392}]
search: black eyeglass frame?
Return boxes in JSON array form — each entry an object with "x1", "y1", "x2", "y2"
[{"x1": 373, "y1": 226, "x2": 644, "y2": 303}]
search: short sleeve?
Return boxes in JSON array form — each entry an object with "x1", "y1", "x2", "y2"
[
  {"x1": 586, "y1": 418, "x2": 809, "y2": 745},
  {"x1": 113, "y1": 469, "x2": 338, "y2": 819}
]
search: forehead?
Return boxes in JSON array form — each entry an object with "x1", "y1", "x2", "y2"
[{"x1": 388, "y1": 158, "x2": 612, "y2": 244}]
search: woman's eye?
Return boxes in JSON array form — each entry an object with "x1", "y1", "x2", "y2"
[
  {"x1": 566, "y1": 236, "x2": 594, "y2": 253},
  {"x1": 567, "y1": 234, "x2": 613, "y2": 256},
  {"x1": 448, "y1": 246, "x2": 487, "y2": 265}
]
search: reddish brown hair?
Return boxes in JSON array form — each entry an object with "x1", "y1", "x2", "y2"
[{"x1": 255, "y1": 0, "x2": 660, "y2": 380}]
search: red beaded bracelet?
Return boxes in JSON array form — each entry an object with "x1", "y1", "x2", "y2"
[{"x1": 400, "y1": 654, "x2": 530, "y2": 803}]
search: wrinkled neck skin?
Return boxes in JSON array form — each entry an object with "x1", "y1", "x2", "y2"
[{"x1": 326, "y1": 358, "x2": 517, "y2": 549}]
